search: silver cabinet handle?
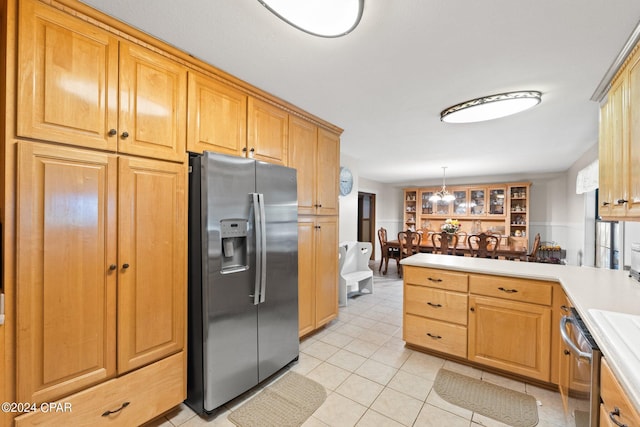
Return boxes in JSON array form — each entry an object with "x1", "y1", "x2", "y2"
[{"x1": 609, "y1": 407, "x2": 628, "y2": 427}]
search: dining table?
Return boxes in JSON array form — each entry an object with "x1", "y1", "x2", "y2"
[{"x1": 383, "y1": 238, "x2": 528, "y2": 275}]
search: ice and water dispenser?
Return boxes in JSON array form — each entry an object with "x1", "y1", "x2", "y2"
[{"x1": 220, "y1": 219, "x2": 248, "y2": 273}]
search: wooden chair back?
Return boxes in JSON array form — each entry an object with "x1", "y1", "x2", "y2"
[
  {"x1": 398, "y1": 230, "x2": 421, "y2": 259},
  {"x1": 431, "y1": 232, "x2": 458, "y2": 255},
  {"x1": 467, "y1": 232, "x2": 499, "y2": 258},
  {"x1": 378, "y1": 227, "x2": 388, "y2": 246},
  {"x1": 527, "y1": 233, "x2": 541, "y2": 261},
  {"x1": 397, "y1": 230, "x2": 421, "y2": 277}
]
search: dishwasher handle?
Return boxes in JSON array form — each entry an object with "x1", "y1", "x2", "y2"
[{"x1": 560, "y1": 315, "x2": 592, "y2": 362}]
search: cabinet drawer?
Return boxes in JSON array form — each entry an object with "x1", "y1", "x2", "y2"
[
  {"x1": 405, "y1": 285, "x2": 468, "y2": 325},
  {"x1": 404, "y1": 266, "x2": 468, "y2": 292},
  {"x1": 403, "y1": 314, "x2": 467, "y2": 358},
  {"x1": 469, "y1": 274, "x2": 552, "y2": 305},
  {"x1": 15, "y1": 352, "x2": 185, "y2": 426},
  {"x1": 600, "y1": 358, "x2": 640, "y2": 427}
]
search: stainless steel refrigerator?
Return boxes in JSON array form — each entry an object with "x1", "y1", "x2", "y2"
[
  {"x1": 186, "y1": 151, "x2": 299, "y2": 414},
  {"x1": 595, "y1": 220, "x2": 623, "y2": 269}
]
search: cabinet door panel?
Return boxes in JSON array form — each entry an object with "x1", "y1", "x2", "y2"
[
  {"x1": 627, "y1": 51, "x2": 640, "y2": 216},
  {"x1": 248, "y1": 97, "x2": 288, "y2": 165},
  {"x1": 297, "y1": 218, "x2": 316, "y2": 337},
  {"x1": 468, "y1": 295, "x2": 551, "y2": 381},
  {"x1": 17, "y1": 0, "x2": 118, "y2": 150},
  {"x1": 187, "y1": 71, "x2": 247, "y2": 156},
  {"x1": 289, "y1": 117, "x2": 318, "y2": 215},
  {"x1": 316, "y1": 129, "x2": 339, "y2": 215},
  {"x1": 315, "y1": 217, "x2": 339, "y2": 327},
  {"x1": 118, "y1": 157, "x2": 186, "y2": 372},
  {"x1": 16, "y1": 142, "x2": 117, "y2": 403},
  {"x1": 119, "y1": 43, "x2": 187, "y2": 162}
]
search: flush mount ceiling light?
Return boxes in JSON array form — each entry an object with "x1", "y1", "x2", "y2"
[
  {"x1": 429, "y1": 167, "x2": 456, "y2": 203},
  {"x1": 257, "y1": 0, "x2": 364, "y2": 37},
  {"x1": 440, "y1": 91, "x2": 542, "y2": 124}
]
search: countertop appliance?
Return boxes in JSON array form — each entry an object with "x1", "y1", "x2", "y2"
[
  {"x1": 186, "y1": 152, "x2": 299, "y2": 414},
  {"x1": 560, "y1": 307, "x2": 601, "y2": 427}
]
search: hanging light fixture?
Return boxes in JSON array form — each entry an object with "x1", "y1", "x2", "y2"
[
  {"x1": 429, "y1": 167, "x2": 456, "y2": 202},
  {"x1": 440, "y1": 91, "x2": 541, "y2": 123},
  {"x1": 257, "y1": 0, "x2": 364, "y2": 38}
]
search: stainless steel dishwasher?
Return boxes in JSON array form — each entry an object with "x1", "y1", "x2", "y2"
[{"x1": 560, "y1": 307, "x2": 601, "y2": 427}]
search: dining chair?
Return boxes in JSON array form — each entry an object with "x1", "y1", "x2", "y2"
[
  {"x1": 431, "y1": 232, "x2": 458, "y2": 255},
  {"x1": 377, "y1": 227, "x2": 399, "y2": 274},
  {"x1": 397, "y1": 230, "x2": 421, "y2": 277},
  {"x1": 524, "y1": 233, "x2": 541, "y2": 262},
  {"x1": 467, "y1": 232, "x2": 500, "y2": 259}
]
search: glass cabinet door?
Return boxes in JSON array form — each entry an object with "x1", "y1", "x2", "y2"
[
  {"x1": 453, "y1": 190, "x2": 467, "y2": 215},
  {"x1": 469, "y1": 189, "x2": 485, "y2": 215},
  {"x1": 421, "y1": 191, "x2": 434, "y2": 215},
  {"x1": 488, "y1": 187, "x2": 506, "y2": 215},
  {"x1": 436, "y1": 199, "x2": 450, "y2": 215}
]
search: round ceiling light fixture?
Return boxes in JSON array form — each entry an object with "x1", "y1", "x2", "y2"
[
  {"x1": 440, "y1": 91, "x2": 542, "y2": 124},
  {"x1": 257, "y1": 0, "x2": 364, "y2": 38}
]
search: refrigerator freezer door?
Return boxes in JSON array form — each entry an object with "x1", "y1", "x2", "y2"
[
  {"x1": 255, "y1": 161, "x2": 299, "y2": 382},
  {"x1": 201, "y1": 152, "x2": 258, "y2": 412}
]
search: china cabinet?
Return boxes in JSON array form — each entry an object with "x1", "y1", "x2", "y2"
[
  {"x1": 404, "y1": 189, "x2": 418, "y2": 231},
  {"x1": 407, "y1": 182, "x2": 530, "y2": 245}
]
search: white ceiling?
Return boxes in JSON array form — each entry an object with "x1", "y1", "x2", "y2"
[{"x1": 79, "y1": 0, "x2": 640, "y2": 185}]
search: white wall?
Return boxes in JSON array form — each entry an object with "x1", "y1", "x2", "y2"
[{"x1": 338, "y1": 153, "x2": 359, "y2": 243}]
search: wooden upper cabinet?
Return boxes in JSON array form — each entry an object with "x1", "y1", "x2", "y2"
[
  {"x1": 187, "y1": 71, "x2": 247, "y2": 156},
  {"x1": 289, "y1": 116, "x2": 318, "y2": 214},
  {"x1": 17, "y1": 0, "x2": 187, "y2": 162},
  {"x1": 16, "y1": 141, "x2": 118, "y2": 403},
  {"x1": 627, "y1": 49, "x2": 640, "y2": 216},
  {"x1": 248, "y1": 97, "x2": 288, "y2": 165},
  {"x1": 17, "y1": 0, "x2": 119, "y2": 151},
  {"x1": 117, "y1": 156, "x2": 186, "y2": 373},
  {"x1": 118, "y1": 43, "x2": 187, "y2": 162},
  {"x1": 289, "y1": 118, "x2": 340, "y2": 215},
  {"x1": 316, "y1": 128, "x2": 340, "y2": 215}
]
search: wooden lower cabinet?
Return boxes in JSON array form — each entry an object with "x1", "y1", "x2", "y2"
[
  {"x1": 15, "y1": 351, "x2": 185, "y2": 426},
  {"x1": 404, "y1": 314, "x2": 467, "y2": 358},
  {"x1": 599, "y1": 358, "x2": 640, "y2": 427},
  {"x1": 468, "y1": 295, "x2": 551, "y2": 381},
  {"x1": 298, "y1": 216, "x2": 339, "y2": 336},
  {"x1": 15, "y1": 142, "x2": 186, "y2": 408},
  {"x1": 402, "y1": 266, "x2": 468, "y2": 358},
  {"x1": 403, "y1": 266, "x2": 558, "y2": 384}
]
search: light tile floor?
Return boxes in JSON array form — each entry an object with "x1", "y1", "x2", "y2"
[{"x1": 146, "y1": 263, "x2": 575, "y2": 427}]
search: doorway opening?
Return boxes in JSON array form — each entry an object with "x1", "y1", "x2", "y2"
[{"x1": 358, "y1": 192, "x2": 376, "y2": 259}]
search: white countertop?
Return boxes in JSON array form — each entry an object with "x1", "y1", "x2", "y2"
[{"x1": 400, "y1": 253, "x2": 640, "y2": 411}]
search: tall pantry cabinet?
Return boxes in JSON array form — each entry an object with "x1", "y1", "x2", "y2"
[
  {"x1": 5, "y1": 0, "x2": 187, "y2": 425},
  {"x1": 289, "y1": 116, "x2": 341, "y2": 337}
]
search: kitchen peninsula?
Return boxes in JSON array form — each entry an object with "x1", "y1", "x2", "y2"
[{"x1": 400, "y1": 254, "x2": 640, "y2": 417}]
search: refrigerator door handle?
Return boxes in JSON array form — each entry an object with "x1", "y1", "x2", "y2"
[
  {"x1": 257, "y1": 193, "x2": 267, "y2": 303},
  {"x1": 252, "y1": 193, "x2": 262, "y2": 306}
]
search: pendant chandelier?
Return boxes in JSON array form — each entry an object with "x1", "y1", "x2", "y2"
[{"x1": 430, "y1": 167, "x2": 456, "y2": 202}]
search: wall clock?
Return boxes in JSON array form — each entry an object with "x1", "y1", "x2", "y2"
[{"x1": 339, "y1": 166, "x2": 353, "y2": 196}]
